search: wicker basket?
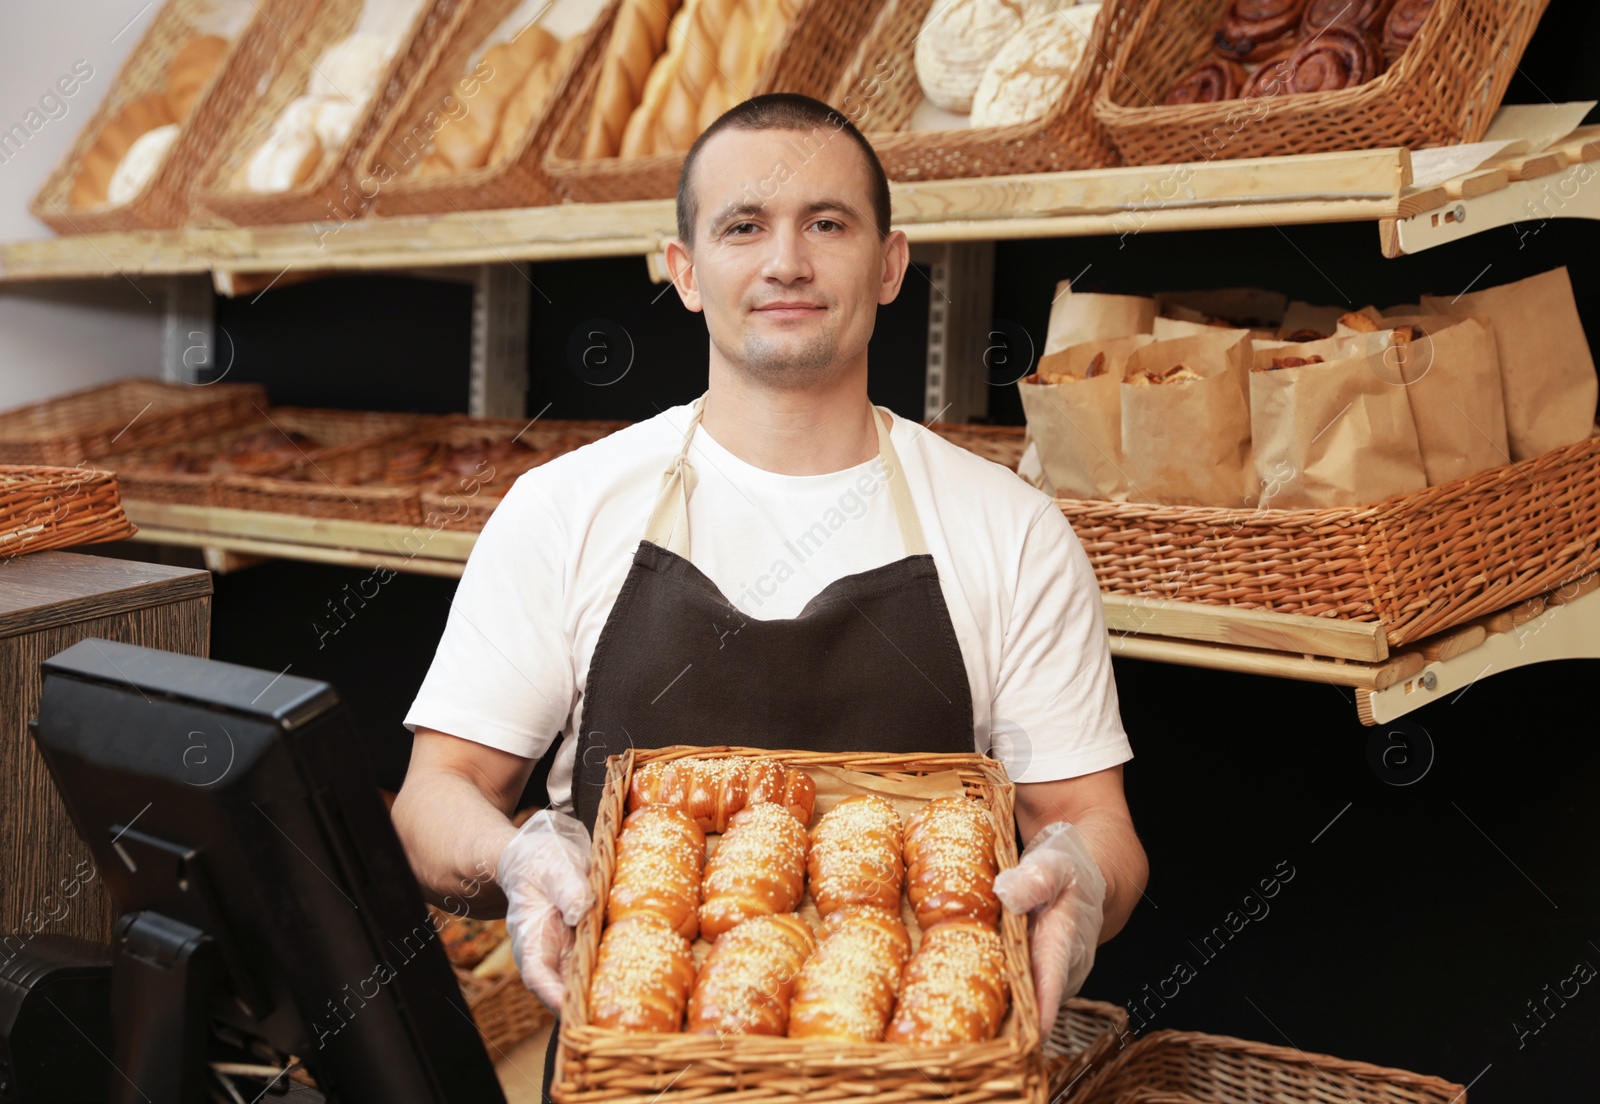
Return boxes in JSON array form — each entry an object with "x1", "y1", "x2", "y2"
[
  {"x1": 928, "y1": 422, "x2": 1027, "y2": 470},
  {"x1": 106, "y1": 407, "x2": 424, "y2": 507},
  {"x1": 365, "y1": 0, "x2": 617, "y2": 216},
  {"x1": 1072, "y1": 1029, "x2": 1465, "y2": 1104},
  {"x1": 823, "y1": 0, "x2": 1134, "y2": 182},
  {"x1": 1094, "y1": 0, "x2": 1551, "y2": 164},
  {"x1": 0, "y1": 465, "x2": 138, "y2": 559},
  {"x1": 543, "y1": 0, "x2": 890, "y2": 204},
  {"x1": 417, "y1": 416, "x2": 628, "y2": 531},
  {"x1": 28, "y1": 0, "x2": 301, "y2": 234},
  {"x1": 455, "y1": 964, "x2": 554, "y2": 1056},
  {"x1": 192, "y1": 0, "x2": 464, "y2": 227},
  {"x1": 1046, "y1": 998, "x2": 1130, "y2": 1103},
  {"x1": 1056, "y1": 431, "x2": 1600, "y2": 649},
  {"x1": 0, "y1": 379, "x2": 266, "y2": 466},
  {"x1": 214, "y1": 427, "x2": 434, "y2": 525},
  {"x1": 554, "y1": 745, "x2": 1044, "y2": 1104}
]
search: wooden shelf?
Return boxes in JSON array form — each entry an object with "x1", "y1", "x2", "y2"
[{"x1": 0, "y1": 148, "x2": 1418, "y2": 282}]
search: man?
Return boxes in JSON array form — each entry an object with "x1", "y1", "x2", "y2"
[{"x1": 393, "y1": 93, "x2": 1147, "y2": 1044}]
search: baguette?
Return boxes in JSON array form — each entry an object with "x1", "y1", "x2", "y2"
[{"x1": 582, "y1": 0, "x2": 682, "y2": 159}]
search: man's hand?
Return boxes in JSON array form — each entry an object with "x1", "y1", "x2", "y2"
[
  {"x1": 499, "y1": 810, "x2": 595, "y2": 1012},
  {"x1": 993, "y1": 822, "x2": 1106, "y2": 1035}
]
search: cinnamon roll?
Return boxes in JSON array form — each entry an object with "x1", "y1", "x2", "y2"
[
  {"x1": 1213, "y1": 0, "x2": 1309, "y2": 63},
  {"x1": 1165, "y1": 58, "x2": 1248, "y2": 104},
  {"x1": 1300, "y1": 0, "x2": 1395, "y2": 35},
  {"x1": 1247, "y1": 24, "x2": 1380, "y2": 95},
  {"x1": 1381, "y1": 0, "x2": 1434, "y2": 62}
]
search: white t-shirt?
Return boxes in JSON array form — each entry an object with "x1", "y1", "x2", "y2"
[{"x1": 404, "y1": 402, "x2": 1131, "y2": 812}]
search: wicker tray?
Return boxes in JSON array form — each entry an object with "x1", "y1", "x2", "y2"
[
  {"x1": 1056, "y1": 431, "x2": 1600, "y2": 649},
  {"x1": 823, "y1": 0, "x2": 1134, "y2": 182},
  {"x1": 1072, "y1": 1029, "x2": 1464, "y2": 1104},
  {"x1": 455, "y1": 962, "x2": 553, "y2": 1056},
  {"x1": 553, "y1": 745, "x2": 1044, "y2": 1104},
  {"x1": 543, "y1": 0, "x2": 889, "y2": 204},
  {"x1": 928, "y1": 422, "x2": 1027, "y2": 470},
  {"x1": 418, "y1": 416, "x2": 628, "y2": 531},
  {"x1": 1046, "y1": 998, "x2": 1130, "y2": 1104},
  {"x1": 0, "y1": 465, "x2": 138, "y2": 560},
  {"x1": 214, "y1": 425, "x2": 436, "y2": 526},
  {"x1": 0, "y1": 379, "x2": 266, "y2": 465},
  {"x1": 28, "y1": 0, "x2": 299, "y2": 234},
  {"x1": 106, "y1": 407, "x2": 424, "y2": 507},
  {"x1": 1094, "y1": 0, "x2": 1550, "y2": 164},
  {"x1": 193, "y1": 0, "x2": 463, "y2": 227},
  {"x1": 365, "y1": 0, "x2": 617, "y2": 216}
]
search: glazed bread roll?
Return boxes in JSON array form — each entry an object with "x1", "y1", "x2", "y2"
[
  {"x1": 607, "y1": 806, "x2": 706, "y2": 939},
  {"x1": 687, "y1": 913, "x2": 816, "y2": 1036},
  {"x1": 581, "y1": 0, "x2": 682, "y2": 159},
  {"x1": 589, "y1": 913, "x2": 698, "y2": 1032},
  {"x1": 914, "y1": 0, "x2": 1055, "y2": 114},
  {"x1": 807, "y1": 795, "x2": 904, "y2": 917},
  {"x1": 699, "y1": 801, "x2": 809, "y2": 939},
  {"x1": 106, "y1": 123, "x2": 180, "y2": 205},
  {"x1": 72, "y1": 93, "x2": 176, "y2": 207},
  {"x1": 166, "y1": 34, "x2": 230, "y2": 119},
  {"x1": 786, "y1": 905, "x2": 910, "y2": 1042},
  {"x1": 885, "y1": 920, "x2": 1010, "y2": 1046},
  {"x1": 970, "y1": 4, "x2": 1099, "y2": 129},
  {"x1": 617, "y1": 0, "x2": 697, "y2": 157},
  {"x1": 903, "y1": 796, "x2": 1001, "y2": 930},
  {"x1": 629, "y1": 756, "x2": 816, "y2": 833}
]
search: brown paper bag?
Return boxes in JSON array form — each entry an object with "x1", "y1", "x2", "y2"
[
  {"x1": 1120, "y1": 333, "x2": 1255, "y2": 506},
  {"x1": 1368, "y1": 314, "x2": 1510, "y2": 485},
  {"x1": 1018, "y1": 335, "x2": 1155, "y2": 500},
  {"x1": 1419, "y1": 267, "x2": 1599, "y2": 460},
  {"x1": 1278, "y1": 300, "x2": 1346, "y2": 340},
  {"x1": 1158, "y1": 288, "x2": 1288, "y2": 330},
  {"x1": 1249, "y1": 337, "x2": 1428, "y2": 508},
  {"x1": 1044, "y1": 282, "x2": 1156, "y2": 356}
]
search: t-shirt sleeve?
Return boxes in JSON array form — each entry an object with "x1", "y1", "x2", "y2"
[
  {"x1": 988, "y1": 502, "x2": 1132, "y2": 782},
  {"x1": 403, "y1": 475, "x2": 574, "y2": 760}
]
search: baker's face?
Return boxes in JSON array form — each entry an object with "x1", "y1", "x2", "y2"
[{"x1": 673, "y1": 126, "x2": 907, "y2": 388}]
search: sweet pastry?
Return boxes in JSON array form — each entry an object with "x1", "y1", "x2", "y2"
[
  {"x1": 628, "y1": 756, "x2": 816, "y2": 833},
  {"x1": 915, "y1": 0, "x2": 1055, "y2": 114},
  {"x1": 903, "y1": 796, "x2": 1001, "y2": 930},
  {"x1": 806, "y1": 795, "x2": 904, "y2": 917},
  {"x1": 786, "y1": 905, "x2": 910, "y2": 1042},
  {"x1": 970, "y1": 4, "x2": 1099, "y2": 129},
  {"x1": 1165, "y1": 57, "x2": 1247, "y2": 103},
  {"x1": 1213, "y1": 0, "x2": 1309, "y2": 63},
  {"x1": 699, "y1": 801, "x2": 809, "y2": 939},
  {"x1": 166, "y1": 34, "x2": 230, "y2": 120},
  {"x1": 589, "y1": 913, "x2": 698, "y2": 1032},
  {"x1": 430, "y1": 907, "x2": 507, "y2": 969},
  {"x1": 1381, "y1": 0, "x2": 1434, "y2": 62},
  {"x1": 687, "y1": 913, "x2": 816, "y2": 1036},
  {"x1": 1300, "y1": 0, "x2": 1395, "y2": 34},
  {"x1": 1245, "y1": 23, "x2": 1380, "y2": 96},
  {"x1": 106, "y1": 123, "x2": 180, "y2": 206},
  {"x1": 885, "y1": 920, "x2": 1010, "y2": 1046},
  {"x1": 1127, "y1": 363, "x2": 1203, "y2": 386},
  {"x1": 582, "y1": 0, "x2": 682, "y2": 159},
  {"x1": 607, "y1": 806, "x2": 706, "y2": 939}
]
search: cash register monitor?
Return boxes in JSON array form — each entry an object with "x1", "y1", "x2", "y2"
[{"x1": 30, "y1": 639, "x2": 508, "y2": 1104}]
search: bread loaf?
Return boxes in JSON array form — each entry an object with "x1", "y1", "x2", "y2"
[
  {"x1": 240, "y1": 98, "x2": 324, "y2": 193},
  {"x1": 786, "y1": 905, "x2": 910, "y2": 1042},
  {"x1": 72, "y1": 93, "x2": 176, "y2": 207},
  {"x1": 885, "y1": 920, "x2": 1010, "y2": 1046},
  {"x1": 607, "y1": 806, "x2": 706, "y2": 940},
  {"x1": 699, "y1": 801, "x2": 809, "y2": 940},
  {"x1": 806, "y1": 795, "x2": 905, "y2": 917},
  {"x1": 106, "y1": 123, "x2": 180, "y2": 206},
  {"x1": 902, "y1": 796, "x2": 1001, "y2": 930},
  {"x1": 166, "y1": 34, "x2": 230, "y2": 119},
  {"x1": 687, "y1": 913, "x2": 816, "y2": 1036},
  {"x1": 582, "y1": 0, "x2": 682, "y2": 159},
  {"x1": 589, "y1": 913, "x2": 697, "y2": 1032},
  {"x1": 435, "y1": 26, "x2": 559, "y2": 171},
  {"x1": 970, "y1": 4, "x2": 1099, "y2": 129},
  {"x1": 914, "y1": 0, "x2": 1056, "y2": 114},
  {"x1": 491, "y1": 35, "x2": 581, "y2": 163}
]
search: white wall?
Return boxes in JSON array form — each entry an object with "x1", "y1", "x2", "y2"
[{"x1": 0, "y1": 1, "x2": 170, "y2": 409}]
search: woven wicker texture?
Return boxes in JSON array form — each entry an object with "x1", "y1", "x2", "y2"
[
  {"x1": 1046, "y1": 998, "x2": 1130, "y2": 1103},
  {"x1": 106, "y1": 407, "x2": 424, "y2": 506},
  {"x1": 0, "y1": 466, "x2": 137, "y2": 559},
  {"x1": 417, "y1": 416, "x2": 628, "y2": 530},
  {"x1": 554, "y1": 745, "x2": 1045, "y2": 1104},
  {"x1": 825, "y1": 0, "x2": 1136, "y2": 182},
  {"x1": 193, "y1": 0, "x2": 463, "y2": 226},
  {"x1": 29, "y1": 0, "x2": 297, "y2": 234},
  {"x1": 1056, "y1": 432, "x2": 1600, "y2": 648},
  {"x1": 543, "y1": 0, "x2": 889, "y2": 203},
  {"x1": 1074, "y1": 1029, "x2": 1464, "y2": 1104},
  {"x1": 214, "y1": 428, "x2": 430, "y2": 526},
  {"x1": 1095, "y1": 0, "x2": 1551, "y2": 164},
  {"x1": 0, "y1": 379, "x2": 265, "y2": 466},
  {"x1": 366, "y1": 0, "x2": 618, "y2": 215},
  {"x1": 455, "y1": 965, "x2": 553, "y2": 1055},
  {"x1": 927, "y1": 423, "x2": 1027, "y2": 470}
]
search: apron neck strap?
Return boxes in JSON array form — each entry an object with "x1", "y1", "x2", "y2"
[{"x1": 643, "y1": 394, "x2": 929, "y2": 560}]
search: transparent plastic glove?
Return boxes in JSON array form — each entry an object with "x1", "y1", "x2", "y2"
[
  {"x1": 498, "y1": 809, "x2": 595, "y2": 1013},
  {"x1": 992, "y1": 821, "x2": 1107, "y2": 1035}
]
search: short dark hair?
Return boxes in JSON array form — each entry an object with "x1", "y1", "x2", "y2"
[{"x1": 675, "y1": 93, "x2": 892, "y2": 247}]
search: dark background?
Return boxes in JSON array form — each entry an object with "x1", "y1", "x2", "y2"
[{"x1": 118, "y1": 1, "x2": 1600, "y2": 1098}]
